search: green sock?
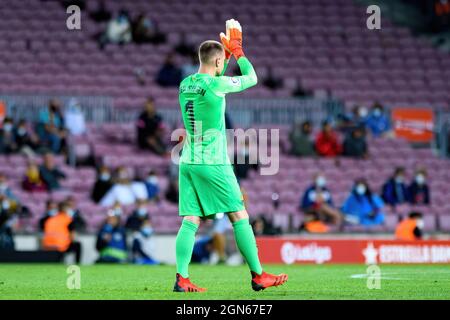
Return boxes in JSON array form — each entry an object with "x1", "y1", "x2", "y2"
[
  {"x1": 175, "y1": 219, "x2": 198, "y2": 278},
  {"x1": 232, "y1": 218, "x2": 263, "y2": 275}
]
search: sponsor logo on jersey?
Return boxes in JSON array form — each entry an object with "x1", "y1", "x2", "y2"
[{"x1": 230, "y1": 77, "x2": 241, "y2": 86}]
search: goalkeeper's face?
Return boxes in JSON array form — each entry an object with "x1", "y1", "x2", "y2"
[{"x1": 214, "y1": 49, "x2": 226, "y2": 76}]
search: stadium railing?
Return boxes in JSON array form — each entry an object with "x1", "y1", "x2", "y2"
[{"x1": 0, "y1": 94, "x2": 113, "y2": 124}]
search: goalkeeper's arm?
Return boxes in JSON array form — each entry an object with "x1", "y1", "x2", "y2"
[{"x1": 213, "y1": 57, "x2": 257, "y2": 94}]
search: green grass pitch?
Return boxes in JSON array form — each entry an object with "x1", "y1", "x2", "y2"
[{"x1": 0, "y1": 264, "x2": 449, "y2": 300}]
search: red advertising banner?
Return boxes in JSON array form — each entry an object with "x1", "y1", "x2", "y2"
[
  {"x1": 391, "y1": 108, "x2": 434, "y2": 143},
  {"x1": 256, "y1": 237, "x2": 450, "y2": 264}
]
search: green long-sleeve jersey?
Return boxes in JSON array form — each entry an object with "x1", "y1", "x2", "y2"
[{"x1": 178, "y1": 57, "x2": 257, "y2": 165}]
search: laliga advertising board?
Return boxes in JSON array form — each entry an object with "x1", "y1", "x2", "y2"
[{"x1": 256, "y1": 238, "x2": 450, "y2": 264}]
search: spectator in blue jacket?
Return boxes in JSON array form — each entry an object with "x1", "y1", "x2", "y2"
[
  {"x1": 301, "y1": 173, "x2": 342, "y2": 225},
  {"x1": 342, "y1": 178, "x2": 385, "y2": 226},
  {"x1": 365, "y1": 102, "x2": 391, "y2": 137},
  {"x1": 36, "y1": 99, "x2": 66, "y2": 153},
  {"x1": 382, "y1": 167, "x2": 409, "y2": 206},
  {"x1": 131, "y1": 219, "x2": 159, "y2": 265},
  {"x1": 125, "y1": 199, "x2": 150, "y2": 231},
  {"x1": 156, "y1": 53, "x2": 182, "y2": 87},
  {"x1": 191, "y1": 236, "x2": 214, "y2": 264},
  {"x1": 144, "y1": 170, "x2": 160, "y2": 201},
  {"x1": 96, "y1": 210, "x2": 127, "y2": 263},
  {"x1": 408, "y1": 168, "x2": 430, "y2": 205}
]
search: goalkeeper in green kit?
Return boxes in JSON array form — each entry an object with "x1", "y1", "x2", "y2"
[{"x1": 174, "y1": 19, "x2": 288, "y2": 292}]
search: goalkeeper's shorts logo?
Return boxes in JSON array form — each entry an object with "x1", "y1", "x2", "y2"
[{"x1": 230, "y1": 77, "x2": 241, "y2": 86}]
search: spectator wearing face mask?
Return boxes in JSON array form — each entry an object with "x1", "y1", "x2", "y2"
[
  {"x1": 104, "y1": 9, "x2": 132, "y2": 45},
  {"x1": 110, "y1": 202, "x2": 124, "y2": 217},
  {"x1": 144, "y1": 170, "x2": 160, "y2": 201},
  {"x1": 0, "y1": 117, "x2": 18, "y2": 154},
  {"x1": 65, "y1": 196, "x2": 86, "y2": 232},
  {"x1": 395, "y1": 212, "x2": 424, "y2": 240},
  {"x1": 39, "y1": 200, "x2": 58, "y2": 231},
  {"x1": 339, "y1": 105, "x2": 368, "y2": 135},
  {"x1": 0, "y1": 174, "x2": 18, "y2": 203},
  {"x1": 342, "y1": 179, "x2": 385, "y2": 226},
  {"x1": 365, "y1": 102, "x2": 391, "y2": 138},
  {"x1": 96, "y1": 210, "x2": 127, "y2": 263},
  {"x1": 64, "y1": 98, "x2": 86, "y2": 136},
  {"x1": 126, "y1": 199, "x2": 150, "y2": 231},
  {"x1": 37, "y1": 99, "x2": 66, "y2": 154},
  {"x1": 301, "y1": 173, "x2": 342, "y2": 225},
  {"x1": 408, "y1": 169, "x2": 430, "y2": 205},
  {"x1": 131, "y1": 219, "x2": 159, "y2": 265},
  {"x1": 100, "y1": 167, "x2": 139, "y2": 207},
  {"x1": 315, "y1": 121, "x2": 342, "y2": 157},
  {"x1": 382, "y1": 167, "x2": 409, "y2": 206},
  {"x1": 92, "y1": 166, "x2": 113, "y2": 203},
  {"x1": 14, "y1": 120, "x2": 39, "y2": 157},
  {"x1": 42, "y1": 201, "x2": 82, "y2": 263},
  {"x1": 22, "y1": 162, "x2": 47, "y2": 192}
]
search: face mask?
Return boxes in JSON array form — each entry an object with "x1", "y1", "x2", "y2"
[
  {"x1": 0, "y1": 183, "x2": 7, "y2": 191},
  {"x1": 416, "y1": 219, "x2": 424, "y2": 229},
  {"x1": 356, "y1": 184, "x2": 366, "y2": 195},
  {"x1": 359, "y1": 107, "x2": 368, "y2": 118},
  {"x1": 373, "y1": 109, "x2": 382, "y2": 117},
  {"x1": 100, "y1": 173, "x2": 110, "y2": 181},
  {"x1": 147, "y1": 176, "x2": 158, "y2": 184},
  {"x1": 141, "y1": 226, "x2": 153, "y2": 237},
  {"x1": 48, "y1": 209, "x2": 58, "y2": 217},
  {"x1": 415, "y1": 174, "x2": 425, "y2": 185},
  {"x1": 67, "y1": 209, "x2": 75, "y2": 217},
  {"x1": 315, "y1": 176, "x2": 326, "y2": 188},
  {"x1": 113, "y1": 208, "x2": 123, "y2": 216},
  {"x1": 137, "y1": 207, "x2": 147, "y2": 216},
  {"x1": 2, "y1": 200, "x2": 10, "y2": 210},
  {"x1": 3, "y1": 123, "x2": 13, "y2": 132},
  {"x1": 17, "y1": 128, "x2": 27, "y2": 136}
]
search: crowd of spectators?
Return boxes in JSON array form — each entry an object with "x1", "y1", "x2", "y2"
[
  {"x1": 298, "y1": 167, "x2": 432, "y2": 233},
  {"x1": 32, "y1": 196, "x2": 159, "y2": 264},
  {"x1": 89, "y1": 165, "x2": 161, "y2": 207},
  {"x1": 289, "y1": 102, "x2": 392, "y2": 159},
  {"x1": 98, "y1": 8, "x2": 166, "y2": 49},
  {"x1": 1, "y1": 98, "x2": 87, "y2": 157}
]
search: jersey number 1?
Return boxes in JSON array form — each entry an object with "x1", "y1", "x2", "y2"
[{"x1": 185, "y1": 100, "x2": 196, "y2": 131}]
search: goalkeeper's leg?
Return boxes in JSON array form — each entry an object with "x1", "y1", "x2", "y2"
[
  {"x1": 227, "y1": 210, "x2": 288, "y2": 291},
  {"x1": 174, "y1": 216, "x2": 206, "y2": 292}
]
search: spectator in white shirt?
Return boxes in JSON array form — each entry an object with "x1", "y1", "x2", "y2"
[
  {"x1": 100, "y1": 167, "x2": 139, "y2": 207},
  {"x1": 106, "y1": 10, "x2": 132, "y2": 44},
  {"x1": 64, "y1": 98, "x2": 86, "y2": 136}
]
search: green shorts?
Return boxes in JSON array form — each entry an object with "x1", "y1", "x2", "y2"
[{"x1": 178, "y1": 163, "x2": 245, "y2": 218}]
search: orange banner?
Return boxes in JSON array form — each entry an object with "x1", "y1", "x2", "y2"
[{"x1": 391, "y1": 108, "x2": 434, "y2": 142}]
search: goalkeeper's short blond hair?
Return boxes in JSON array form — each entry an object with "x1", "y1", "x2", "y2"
[{"x1": 198, "y1": 40, "x2": 224, "y2": 65}]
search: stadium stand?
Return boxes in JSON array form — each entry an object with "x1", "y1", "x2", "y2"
[{"x1": 0, "y1": 0, "x2": 450, "y2": 235}]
